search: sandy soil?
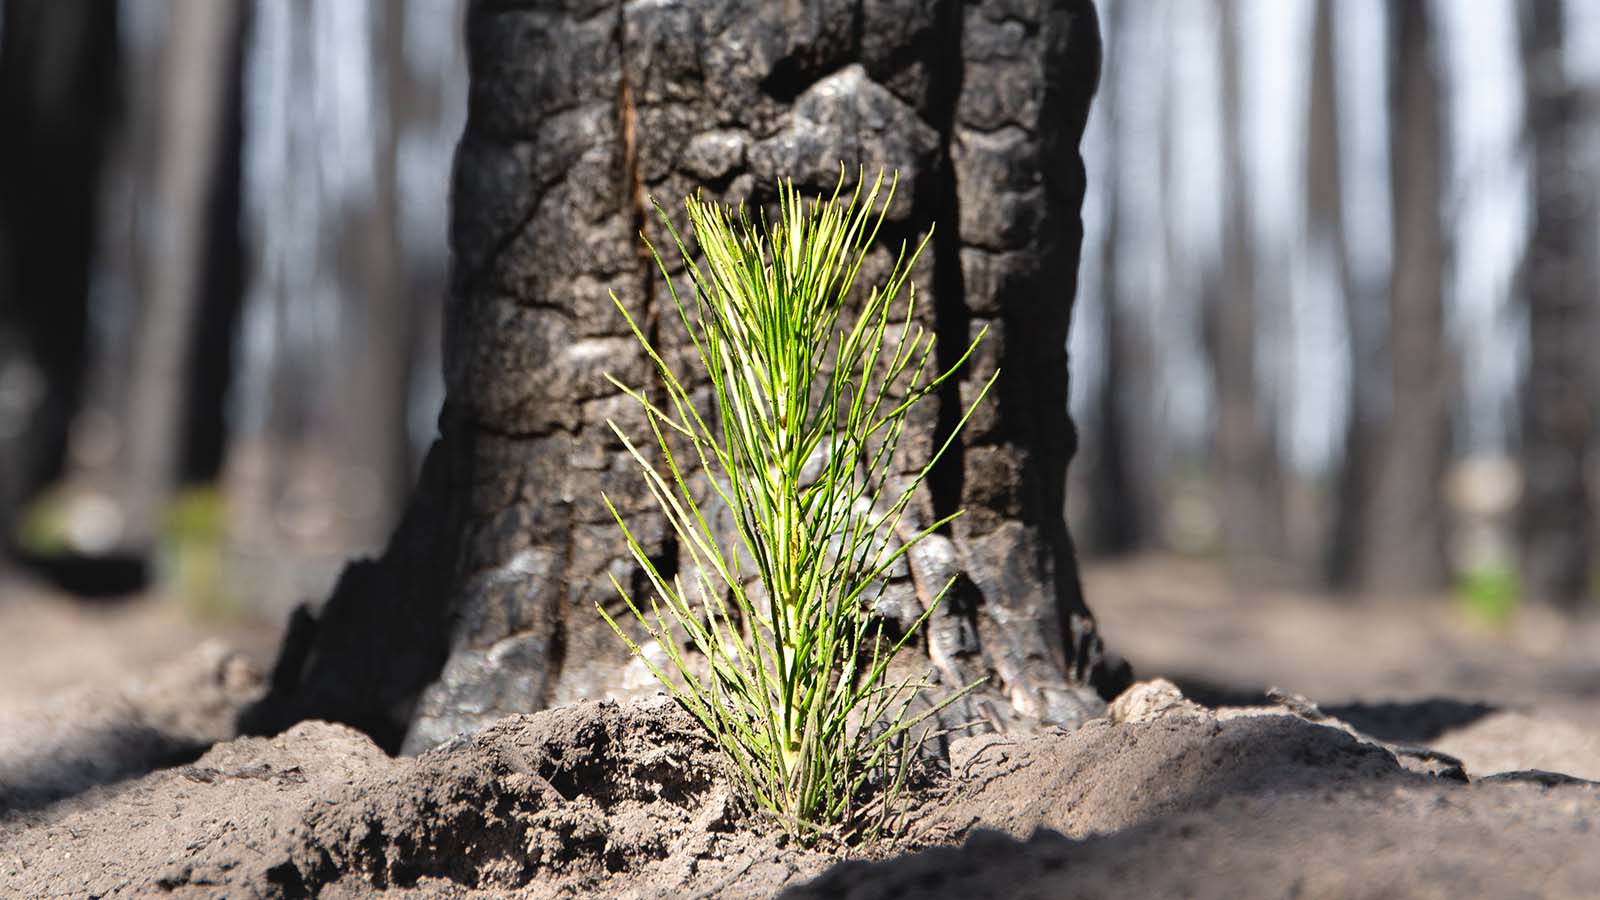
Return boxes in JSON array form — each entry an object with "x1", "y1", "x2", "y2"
[
  {"x1": 1, "y1": 556, "x2": 1597, "y2": 898},
  {"x1": 1087, "y1": 556, "x2": 1600, "y2": 781},
  {"x1": 0, "y1": 577, "x2": 277, "y2": 814},
  {"x1": 0, "y1": 576, "x2": 277, "y2": 706}
]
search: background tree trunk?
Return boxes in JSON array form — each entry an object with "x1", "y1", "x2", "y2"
[
  {"x1": 119, "y1": 0, "x2": 247, "y2": 550},
  {"x1": 1207, "y1": 0, "x2": 1279, "y2": 565},
  {"x1": 1355, "y1": 0, "x2": 1451, "y2": 595},
  {"x1": 1083, "y1": 0, "x2": 1159, "y2": 557},
  {"x1": 1517, "y1": 0, "x2": 1595, "y2": 610},
  {"x1": 332, "y1": 0, "x2": 424, "y2": 553},
  {"x1": 176, "y1": 7, "x2": 250, "y2": 491},
  {"x1": 0, "y1": 0, "x2": 119, "y2": 549},
  {"x1": 1309, "y1": 0, "x2": 1372, "y2": 590},
  {"x1": 245, "y1": 0, "x2": 1126, "y2": 754},
  {"x1": 1090, "y1": 141, "x2": 1143, "y2": 556}
]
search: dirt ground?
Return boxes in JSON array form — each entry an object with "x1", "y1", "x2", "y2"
[
  {"x1": 1086, "y1": 557, "x2": 1600, "y2": 781},
  {"x1": 2, "y1": 555, "x2": 1597, "y2": 898}
]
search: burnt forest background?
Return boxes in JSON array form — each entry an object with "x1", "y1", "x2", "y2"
[{"x1": 2, "y1": 0, "x2": 1598, "y2": 625}]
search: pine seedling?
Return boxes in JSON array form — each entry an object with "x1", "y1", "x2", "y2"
[{"x1": 598, "y1": 167, "x2": 994, "y2": 839}]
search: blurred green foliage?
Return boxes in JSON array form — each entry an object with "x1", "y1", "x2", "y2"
[
  {"x1": 1456, "y1": 564, "x2": 1520, "y2": 625},
  {"x1": 163, "y1": 486, "x2": 238, "y2": 619},
  {"x1": 14, "y1": 491, "x2": 70, "y2": 555}
]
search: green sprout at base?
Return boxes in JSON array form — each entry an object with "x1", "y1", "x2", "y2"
[{"x1": 599, "y1": 167, "x2": 994, "y2": 839}]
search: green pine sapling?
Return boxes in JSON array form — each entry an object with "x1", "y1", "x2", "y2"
[{"x1": 599, "y1": 167, "x2": 994, "y2": 839}]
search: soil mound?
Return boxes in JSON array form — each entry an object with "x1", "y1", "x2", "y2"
[
  {"x1": 1, "y1": 696, "x2": 831, "y2": 898},
  {"x1": 789, "y1": 775, "x2": 1600, "y2": 900},
  {"x1": 5, "y1": 682, "x2": 1598, "y2": 898},
  {"x1": 796, "y1": 681, "x2": 1600, "y2": 899},
  {"x1": 921, "y1": 707, "x2": 1403, "y2": 841}
]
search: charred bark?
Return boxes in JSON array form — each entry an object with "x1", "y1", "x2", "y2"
[{"x1": 245, "y1": 0, "x2": 1127, "y2": 753}]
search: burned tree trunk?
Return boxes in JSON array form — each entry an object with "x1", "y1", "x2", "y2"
[
  {"x1": 0, "y1": 0, "x2": 119, "y2": 549},
  {"x1": 1208, "y1": 0, "x2": 1280, "y2": 565},
  {"x1": 331, "y1": 0, "x2": 427, "y2": 552},
  {"x1": 120, "y1": 0, "x2": 248, "y2": 550},
  {"x1": 245, "y1": 0, "x2": 1126, "y2": 753},
  {"x1": 1084, "y1": 0, "x2": 1159, "y2": 557},
  {"x1": 1518, "y1": 0, "x2": 1595, "y2": 610},
  {"x1": 1352, "y1": 0, "x2": 1451, "y2": 595},
  {"x1": 1309, "y1": 0, "x2": 1377, "y2": 590}
]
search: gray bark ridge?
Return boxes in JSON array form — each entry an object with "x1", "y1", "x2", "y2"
[{"x1": 244, "y1": 0, "x2": 1127, "y2": 755}]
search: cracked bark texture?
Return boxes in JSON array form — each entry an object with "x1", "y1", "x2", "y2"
[{"x1": 243, "y1": 0, "x2": 1126, "y2": 754}]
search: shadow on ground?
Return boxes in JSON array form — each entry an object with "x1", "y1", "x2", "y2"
[
  {"x1": 1165, "y1": 673, "x2": 1500, "y2": 742},
  {"x1": 0, "y1": 642, "x2": 260, "y2": 814}
]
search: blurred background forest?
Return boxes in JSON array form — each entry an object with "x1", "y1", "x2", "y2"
[
  {"x1": 1072, "y1": 0, "x2": 1598, "y2": 617},
  {"x1": 1, "y1": 0, "x2": 465, "y2": 621},
  {"x1": 0, "y1": 0, "x2": 1596, "y2": 632}
]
